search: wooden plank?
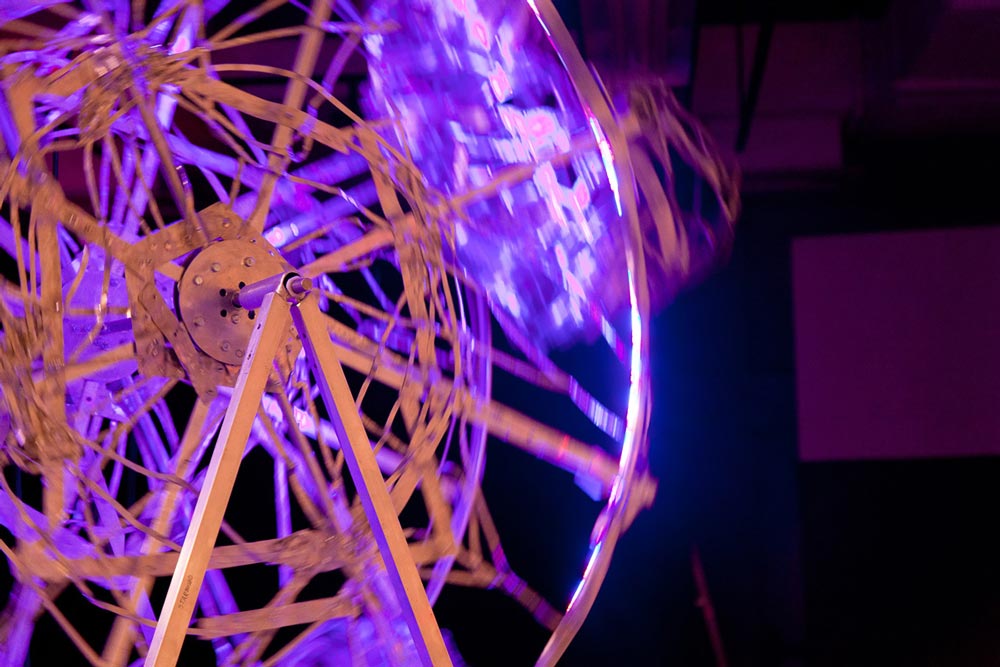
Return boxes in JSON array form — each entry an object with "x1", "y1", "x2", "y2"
[
  {"x1": 36, "y1": 212, "x2": 69, "y2": 523},
  {"x1": 246, "y1": 0, "x2": 334, "y2": 232},
  {"x1": 146, "y1": 292, "x2": 292, "y2": 667},
  {"x1": 192, "y1": 596, "x2": 358, "y2": 639},
  {"x1": 292, "y1": 295, "x2": 453, "y2": 667},
  {"x1": 103, "y1": 400, "x2": 212, "y2": 667}
]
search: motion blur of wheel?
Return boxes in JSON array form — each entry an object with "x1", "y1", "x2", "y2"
[{"x1": 0, "y1": 2, "x2": 735, "y2": 666}]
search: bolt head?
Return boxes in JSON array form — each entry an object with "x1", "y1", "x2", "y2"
[
  {"x1": 211, "y1": 262, "x2": 222, "y2": 272},
  {"x1": 230, "y1": 313, "x2": 241, "y2": 324},
  {"x1": 234, "y1": 349, "x2": 244, "y2": 359},
  {"x1": 243, "y1": 256, "x2": 256, "y2": 267},
  {"x1": 193, "y1": 316, "x2": 205, "y2": 327},
  {"x1": 221, "y1": 341, "x2": 231, "y2": 351},
  {"x1": 193, "y1": 275, "x2": 204, "y2": 285}
]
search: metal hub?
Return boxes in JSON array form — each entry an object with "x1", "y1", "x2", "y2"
[{"x1": 178, "y1": 237, "x2": 289, "y2": 366}]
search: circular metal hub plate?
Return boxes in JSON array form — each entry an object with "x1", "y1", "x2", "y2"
[{"x1": 178, "y1": 238, "x2": 288, "y2": 366}]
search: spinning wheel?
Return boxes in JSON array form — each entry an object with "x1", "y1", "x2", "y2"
[{"x1": 0, "y1": 1, "x2": 737, "y2": 666}]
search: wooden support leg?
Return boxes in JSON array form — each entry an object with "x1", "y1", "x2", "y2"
[
  {"x1": 104, "y1": 399, "x2": 213, "y2": 667},
  {"x1": 291, "y1": 295, "x2": 454, "y2": 667},
  {"x1": 145, "y1": 292, "x2": 292, "y2": 667}
]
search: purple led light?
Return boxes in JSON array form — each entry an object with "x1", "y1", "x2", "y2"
[{"x1": 365, "y1": 0, "x2": 633, "y2": 350}]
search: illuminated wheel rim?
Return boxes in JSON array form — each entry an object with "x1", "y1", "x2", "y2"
[{"x1": 0, "y1": 2, "x2": 659, "y2": 666}]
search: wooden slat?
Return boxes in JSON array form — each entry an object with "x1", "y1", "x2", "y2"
[
  {"x1": 193, "y1": 596, "x2": 358, "y2": 639},
  {"x1": 293, "y1": 295, "x2": 453, "y2": 667},
  {"x1": 146, "y1": 292, "x2": 292, "y2": 667}
]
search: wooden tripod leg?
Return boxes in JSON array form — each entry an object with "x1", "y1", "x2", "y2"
[
  {"x1": 291, "y1": 295, "x2": 454, "y2": 667},
  {"x1": 104, "y1": 400, "x2": 214, "y2": 667},
  {"x1": 146, "y1": 292, "x2": 292, "y2": 667}
]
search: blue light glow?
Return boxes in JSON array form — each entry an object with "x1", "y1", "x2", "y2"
[{"x1": 588, "y1": 114, "x2": 622, "y2": 217}]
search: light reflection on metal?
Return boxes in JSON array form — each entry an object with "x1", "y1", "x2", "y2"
[{"x1": 0, "y1": 1, "x2": 736, "y2": 666}]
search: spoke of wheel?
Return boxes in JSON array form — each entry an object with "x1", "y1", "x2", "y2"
[
  {"x1": 293, "y1": 294, "x2": 454, "y2": 667},
  {"x1": 146, "y1": 291, "x2": 292, "y2": 667},
  {"x1": 37, "y1": 212, "x2": 70, "y2": 524},
  {"x1": 246, "y1": 0, "x2": 333, "y2": 232},
  {"x1": 324, "y1": 313, "x2": 625, "y2": 496},
  {"x1": 192, "y1": 595, "x2": 358, "y2": 640},
  {"x1": 115, "y1": 7, "x2": 198, "y2": 239},
  {"x1": 426, "y1": 293, "x2": 491, "y2": 604},
  {"x1": 21, "y1": 528, "x2": 351, "y2": 584}
]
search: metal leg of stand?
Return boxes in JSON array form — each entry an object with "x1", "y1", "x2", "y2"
[
  {"x1": 146, "y1": 292, "x2": 292, "y2": 667},
  {"x1": 291, "y1": 294, "x2": 454, "y2": 667}
]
